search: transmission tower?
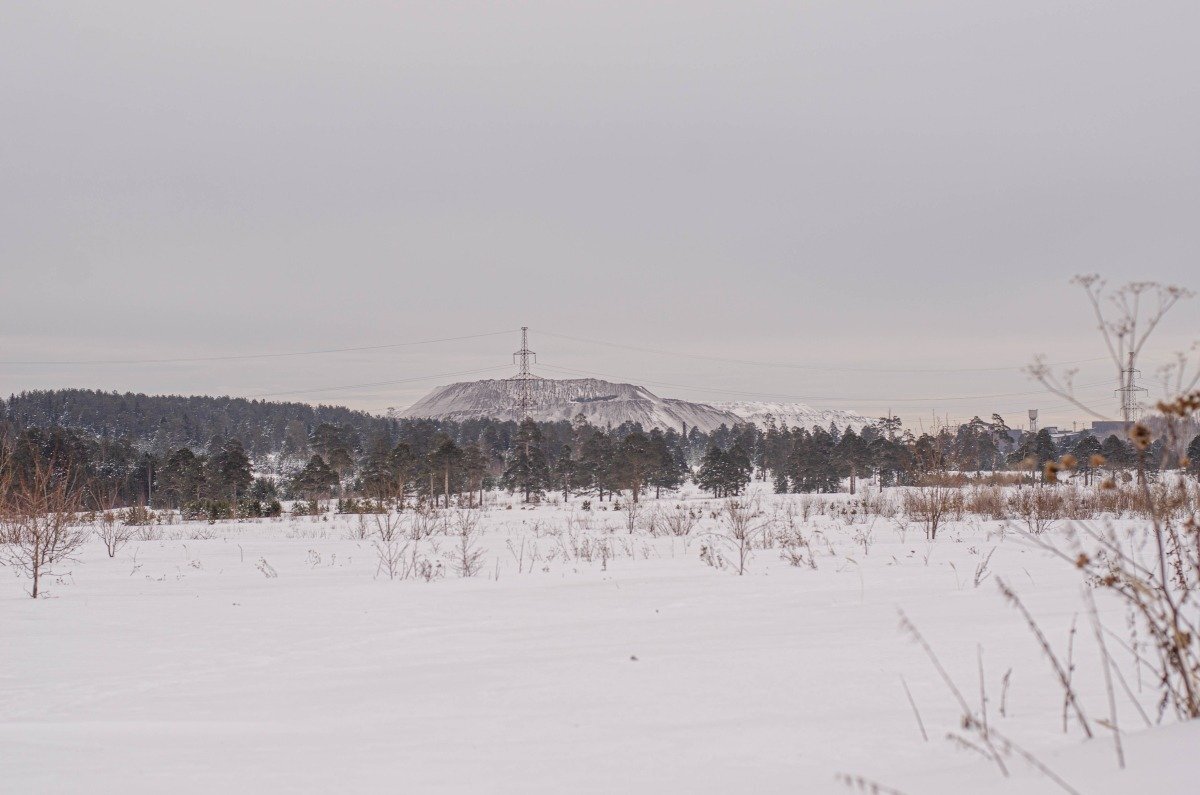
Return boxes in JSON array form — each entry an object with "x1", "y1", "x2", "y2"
[
  {"x1": 508, "y1": 326, "x2": 540, "y2": 419},
  {"x1": 1116, "y1": 354, "x2": 1148, "y2": 423}
]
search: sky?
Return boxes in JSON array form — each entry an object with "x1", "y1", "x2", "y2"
[{"x1": 3, "y1": 2, "x2": 1198, "y2": 429}]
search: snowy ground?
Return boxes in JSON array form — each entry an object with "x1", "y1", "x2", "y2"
[{"x1": 3, "y1": 484, "x2": 1198, "y2": 794}]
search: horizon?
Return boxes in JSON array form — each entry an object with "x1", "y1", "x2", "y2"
[{"x1": 5, "y1": 3, "x2": 1198, "y2": 426}]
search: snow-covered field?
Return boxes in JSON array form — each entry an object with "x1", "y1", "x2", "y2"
[{"x1": 3, "y1": 484, "x2": 1198, "y2": 794}]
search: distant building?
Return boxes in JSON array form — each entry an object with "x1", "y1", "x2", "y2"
[{"x1": 1088, "y1": 420, "x2": 1126, "y2": 439}]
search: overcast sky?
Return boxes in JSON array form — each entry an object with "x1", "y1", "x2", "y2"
[{"x1": 3, "y1": 2, "x2": 1197, "y2": 428}]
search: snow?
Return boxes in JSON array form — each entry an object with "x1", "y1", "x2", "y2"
[
  {"x1": 3, "y1": 485, "x2": 1198, "y2": 793},
  {"x1": 397, "y1": 378, "x2": 871, "y2": 435},
  {"x1": 398, "y1": 377, "x2": 742, "y2": 432},
  {"x1": 713, "y1": 401, "x2": 873, "y2": 431}
]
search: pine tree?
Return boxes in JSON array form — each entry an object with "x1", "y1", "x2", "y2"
[
  {"x1": 647, "y1": 429, "x2": 685, "y2": 498},
  {"x1": 501, "y1": 419, "x2": 551, "y2": 502},
  {"x1": 159, "y1": 447, "x2": 205, "y2": 507},
  {"x1": 835, "y1": 428, "x2": 870, "y2": 494},
  {"x1": 1187, "y1": 435, "x2": 1200, "y2": 478},
  {"x1": 696, "y1": 446, "x2": 728, "y2": 497},
  {"x1": 614, "y1": 431, "x2": 658, "y2": 502},
  {"x1": 1072, "y1": 434, "x2": 1103, "y2": 485},
  {"x1": 388, "y1": 442, "x2": 417, "y2": 506},
  {"x1": 725, "y1": 441, "x2": 753, "y2": 495},
  {"x1": 211, "y1": 438, "x2": 253, "y2": 507},
  {"x1": 460, "y1": 445, "x2": 488, "y2": 506},
  {"x1": 294, "y1": 454, "x2": 337, "y2": 504},
  {"x1": 427, "y1": 435, "x2": 463, "y2": 507},
  {"x1": 1100, "y1": 434, "x2": 1134, "y2": 473},
  {"x1": 578, "y1": 430, "x2": 614, "y2": 500}
]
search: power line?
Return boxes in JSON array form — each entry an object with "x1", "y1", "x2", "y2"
[
  {"x1": 534, "y1": 329, "x2": 1111, "y2": 375},
  {"x1": 248, "y1": 365, "x2": 513, "y2": 399},
  {"x1": 0, "y1": 329, "x2": 518, "y2": 366},
  {"x1": 537, "y1": 361, "x2": 1114, "y2": 405}
]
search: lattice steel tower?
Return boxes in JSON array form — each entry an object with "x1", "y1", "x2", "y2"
[
  {"x1": 1116, "y1": 353, "x2": 1147, "y2": 423},
  {"x1": 508, "y1": 326, "x2": 539, "y2": 419}
]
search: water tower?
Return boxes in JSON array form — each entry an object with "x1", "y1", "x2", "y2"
[{"x1": 1028, "y1": 409, "x2": 1039, "y2": 434}]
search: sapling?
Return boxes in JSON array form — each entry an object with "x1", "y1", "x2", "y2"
[{"x1": 0, "y1": 461, "x2": 87, "y2": 598}]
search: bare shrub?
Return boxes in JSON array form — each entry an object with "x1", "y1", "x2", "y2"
[
  {"x1": 0, "y1": 462, "x2": 87, "y2": 598},
  {"x1": 372, "y1": 512, "x2": 408, "y2": 580},
  {"x1": 1008, "y1": 488, "x2": 1064, "y2": 535},
  {"x1": 451, "y1": 509, "x2": 485, "y2": 577},
  {"x1": 966, "y1": 486, "x2": 1008, "y2": 521},
  {"x1": 711, "y1": 499, "x2": 767, "y2": 575},
  {"x1": 660, "y1": 506, "x2": 700, "y2": 537},
  {"x1": 623, "y1": 499, "x2": 643, "y2": 534},
  {"x1": 409, "y1": 504, "x2": 445, "y2": 540},
  {"x1": 902, "y1": 485, "x2": 956, "y2": 540},
  {"x1": 94, "y1": 505, "x2": 135, "y2": 558},
  {"x1": 135, "y1": 521, "x2": 163, "y2": 541},
  {"x1": 779, "y1": 529, "x2": 817, "y2": 569}
]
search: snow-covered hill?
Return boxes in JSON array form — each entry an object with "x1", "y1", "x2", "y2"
[
  {"x1": 398, "y1": 378, "x2": 873, "y2": 434},
  {"x1": 397, "y1": 378, "x2": 741, "y2": 433},
  {"x1": 712, "y1": 401, "x2": 873, "y2": 431}
]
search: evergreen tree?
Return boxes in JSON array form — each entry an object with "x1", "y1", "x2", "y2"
[
  {"x1": 501, "y1": 419, "x2": 551, "y2": 502},
  {"x1": 696, "y1": 446, "x2": 730, "y2": 497},
  {"x1": 425, "y1": 435, "x2": 464, "y2": 507},
  {"x1": 578, "y1": 430, "x2": 615, "y2": 499},
  {"x1": 1072, "y1": 435, "x2": 1103, "y2": 485},
  {"x1": 388, "y1": 442, "x2": 417, "y2": 505},
  {"x1": 613, "y1": 431, "x2": 658, "y2": 502},
  {"x1": 1032, "y1": 429, "x2": 1058, "y2": 468},
  {"x1": 293, "y1": 454, "x2": 337, "y2": 503},
  {"x1": 834, "y1": 428, "x2": 870, "y2": 494},
  {"x1": 1186, "y1": 435, "x2": 1200, "y2": 479},
  {"x1": 360, "y1": 436, "x2": 395, "y2": 502},
  {"x1": 159, "y1": 447, "x2": 206, "y2": 507},
  {"x1": 460, "y1": 445, "x2": 489, "y2": 506},
  {"x1": 647, "y1": 429, "x2": 686, "y2": 498},
  {"x1": 1100, "y1": 434, "x2": 1134, "y2": 473},
  {"x1": 725, "y1": 441, "x2": 753, "y2": 495},
  {"x1": 210, "y1": 438, "x2": 253, "y2": 506}
]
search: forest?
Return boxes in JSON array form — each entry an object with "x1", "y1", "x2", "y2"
[{"x1": 4, "y1": 388, "x2": 1199, "y2": 518}]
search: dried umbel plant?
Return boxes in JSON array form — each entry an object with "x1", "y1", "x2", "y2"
[
  {"x1": 1017, "y1": 278, "x2": 1200, "y2": 723},
  {"x1": 1027, "y1": 277, "x2": 1194, "y2": 423}
]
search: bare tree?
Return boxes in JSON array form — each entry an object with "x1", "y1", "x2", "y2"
[
  {"x1": 93, "y1": 489, "x2": 135, "y2": 558},
  {"x1": 1, "y1": 461, "x2": 87, "y2": 598}
]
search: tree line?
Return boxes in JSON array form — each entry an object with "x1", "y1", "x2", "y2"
[{"x1": 5, "y1": 391, "x2": 1199, "y2": 518}]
